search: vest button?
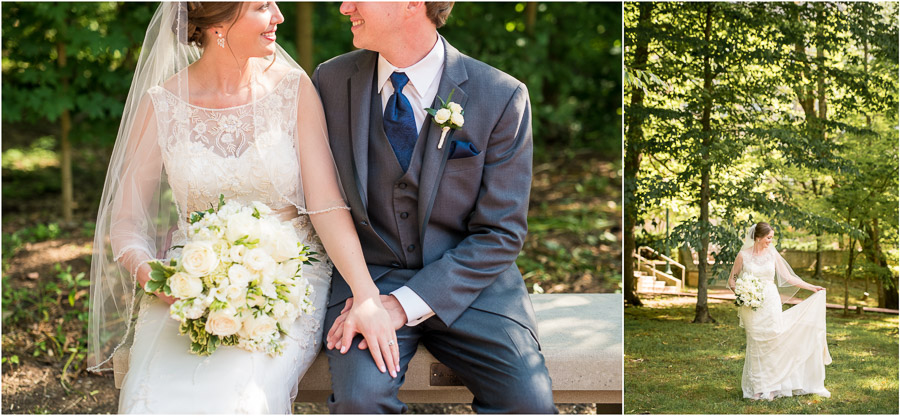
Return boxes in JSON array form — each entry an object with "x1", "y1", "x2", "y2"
[
  {"x1": 398, "y1": 183, "x2": 407, "y2": 189},
  {"x1": 400, "y1": 212, "x2": 409, "y2": 219},
  {"x1": 407, "y1": 244, "x2": 416, "y2": 252},
  {"x1": 360, "y1": 220, "x2": 368, "y2": 226}
]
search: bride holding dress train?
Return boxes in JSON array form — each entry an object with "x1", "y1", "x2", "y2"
[{"x1": 728, "y1": 222, "x2": 832, "y2": 401}]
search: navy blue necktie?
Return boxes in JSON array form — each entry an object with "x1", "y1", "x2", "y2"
[{"x1": 383, "y1": 72, "x2": 417, "y2": 172}]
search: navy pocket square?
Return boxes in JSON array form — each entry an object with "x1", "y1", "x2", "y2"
[{"x1": 448, "y1": 140, "x2": 480, "y2": 160}]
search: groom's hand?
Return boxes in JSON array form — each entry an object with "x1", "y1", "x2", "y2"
[
  {"x1": 326, "y1": 295, "x2": 404, "y2": 377},
  {"x1": 327, "y1": 295, "x2": 408, "y2": 349}
]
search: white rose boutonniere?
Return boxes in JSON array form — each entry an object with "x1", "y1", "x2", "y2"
[{"x1": 425, "y1": 89, "x2": 464, "y2": 150}]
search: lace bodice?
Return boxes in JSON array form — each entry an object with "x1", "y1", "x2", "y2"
[
  {"x1": 147, "y1": 69, "x2": 303, "y2": 218},
  {"x1": 742, "y1": 248, "x2": 776, "y2": 283}
]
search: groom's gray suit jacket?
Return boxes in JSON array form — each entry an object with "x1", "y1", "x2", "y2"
[{"x1": 312, "y1": 37, "x2": 537, "y2": 336}]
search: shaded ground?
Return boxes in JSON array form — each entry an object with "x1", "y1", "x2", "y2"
[
  {"x1": 2, "y1": 148, "x2": 620, "y2": 414},
  {"x1": 624, "y1": 295, "x2": 899, "y2": 414}
]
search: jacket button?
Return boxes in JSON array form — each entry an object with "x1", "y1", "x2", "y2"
[
  {"x1": 407, "y1": 244, "x2": 416, "y2": 252},
  {"x1": 398, "y1": 183, "x2": 407, "y2": 189},
  {"x1": 400, "y1": 212, "x2": 409, "y2": 219},
  {"x1": 391, "y1": 262, "x2": 400, "y2": 268},
  {"x1": 360, "y1": 220, "x2": 368, "y2": 226}
]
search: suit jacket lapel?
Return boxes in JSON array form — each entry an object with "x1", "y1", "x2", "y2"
[
  {"x1": 348, "y1": 51, "x2": 378, "y2": 211},
  {"x1": 418, "y1": 38, "x2": 469, "y2": 243}
]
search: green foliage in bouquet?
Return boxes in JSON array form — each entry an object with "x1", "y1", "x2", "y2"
[
  {"x1": 180, "y1": 318, "x2": 238, "y2": 356},
  {"x1": 143, "y1": 259, "x2": 176, "y2": 296}
]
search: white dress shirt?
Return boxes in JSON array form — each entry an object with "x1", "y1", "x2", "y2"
[{"x1": 377, "y1": 35, "x2": 444, "y2": 326}]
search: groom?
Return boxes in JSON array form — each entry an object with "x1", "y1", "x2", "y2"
[{"x1": 312, "y1": 2, "x2": 555, "y2": 413}]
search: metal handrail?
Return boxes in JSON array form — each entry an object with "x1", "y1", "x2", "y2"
[{"x1": 637, "y1": 246, "x2": 686, "y2": 288}]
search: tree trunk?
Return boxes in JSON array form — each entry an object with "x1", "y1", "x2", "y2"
[
  {"x1": 814, "y1": 231, "x2": 823, "y2": 280},
  {"x1": 862, "y1": 218, "x2": 898, "y2": 309},
  {"x1": 694, "y1": 4, "x2": 715, "y2": 324},
  {"x1": 525, "y1": 3, "x2": 537, "y2": 37},
  {"x1": 623, "y1": 2, "x2": 652, "y2": 307},
  {"x1": 58, "y1": 41, "x2": 74, "y2": 224},
  {"x1": 296, "y1": 3, "x2": 314, "y2": 71},
  {"x1": 844, "y1": 234, "x2": 856, "y2": 315}
]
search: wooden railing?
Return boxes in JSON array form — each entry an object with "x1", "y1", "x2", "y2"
[{"x1": 634, "y1": 246, "x2": 686, "y2": 291}]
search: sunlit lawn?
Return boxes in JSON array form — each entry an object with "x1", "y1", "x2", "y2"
[{"x1": 625, "y1": 296, "x2": 899, "y2": 414}]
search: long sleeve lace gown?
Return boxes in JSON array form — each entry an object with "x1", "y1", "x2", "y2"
[
  {"x1": 737, "y1": 247, "x2": 832, "y2": 400},
  {"x1": 106, "y1": 65, "x2": 339, "y2": 413}
]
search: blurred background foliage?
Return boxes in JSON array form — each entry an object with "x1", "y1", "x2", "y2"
[{"x1": 2, "y1": 1, "x2": 621, "y2": 221}]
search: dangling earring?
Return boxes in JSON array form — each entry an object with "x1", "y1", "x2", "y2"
[{"x1": 217, "y1": 31, "x2": 225, "y2": 48}]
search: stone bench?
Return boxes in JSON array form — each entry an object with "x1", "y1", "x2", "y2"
[{"x1": 114, "y1": 293, "x2": 622, "y2": 412}]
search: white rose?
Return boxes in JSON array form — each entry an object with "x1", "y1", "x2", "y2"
[
  {"x1": 239, "y1": 315, "x2": 278, "y2": 340},
  {"x1": 259, "y1": 222, "x2": 300, "y2": 262},
  {"x1": 181, "y1": 242, "x2": 219, "y2": 277},
  {"x1": 251, "y1": 201, "x2": 273, "y2": 216},
  {"x1": 247, "y1": 292, "x2": 267, "y2": 308},
  {"x1": 205, "y1": 307, "x2": 242, "y2": 336},
  {"x1": 183, "y1": 299, "x2": 206, "y2": 320},
  {"x1": 225, "y1": 211, "x2": 259, "y2": 244},
  {"x1": 286, "y1": 280, "x2": 310, "y2": 306},
  {"x1": 272, "y1": 302, "x2": 287, "y2": 319},
  {"x1": 205, "y1": 286, "x2": 227, "y2": 304},
  {"x1": 244, "y1": 248, "x2": 275, "y2": 272},
  {"x1": 448, "y1": 102, "x2": 463, "y2": 114},
  {"x1": 224, "y1": 284, "x2": 244, "y2": 300},
  {"x1": 278, "y1": 260, "x2": 302, "y2": 283},
  {"x1": 228, "y1": 292, "x2": 249, "y2": 309},
  {"x1": 434, "y1": 108, "x2": 451, "y2": 124},
  {"x1": 450, "y1": 112, "x2": 465, "y2": 127},
  {"x1": 269, "y1": 225, "x2": 301, "y2": 262},
  {"x1": 218, "y1": 201, "x2": 241, "y2": 217},
  {"x1": 277, "y1": 303, "x2": 299, "y2": 329},
  {"x1": 228, "y1": 264, "x2": 253, "y2": 288},
  {"x1": 169, "y1": 272, "x2": 204, "y2": 299},
  {"x1": 260, "y1": 282, "x2": 278, "y2": 299},
  {"x1": 229, "y1": 245, "x2": 248, "y2": 264}
]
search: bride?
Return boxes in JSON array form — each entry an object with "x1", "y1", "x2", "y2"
[
  {"x1": 728, "y1": 222, "x2": 832, "y2": 401},
  {"x1": 87, "y1": 2, "x2": 399, "y2": 413}
]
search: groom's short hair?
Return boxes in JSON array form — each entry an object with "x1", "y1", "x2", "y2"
[{"x1": 426, "y1": 2, "x2": 454, "y2": 28}]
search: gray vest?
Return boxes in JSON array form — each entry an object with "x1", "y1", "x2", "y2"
[{"x1": 365, "y1": 79, "x2": 429, "y2": 270}]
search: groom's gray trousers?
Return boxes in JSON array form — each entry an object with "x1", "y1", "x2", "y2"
[
  {"x1": 312, "y1": 40, "x2": 556, "y2": 414},
  {"x1": 324, "y1": 273, "x2": 555, "y2": 414}
]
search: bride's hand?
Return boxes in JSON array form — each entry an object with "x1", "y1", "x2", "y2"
[
  {"x1": 326, "y1": 296, "x2": 400, "y2": 377},
  {"x1": 810, "y1": 285, "x2": 825, "y2": 292}
]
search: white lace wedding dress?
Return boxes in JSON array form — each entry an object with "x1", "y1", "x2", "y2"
[
  {"x1": 738, "y1": 248, "x2": 832, "y2": 400},
  {"x1": 117, "y1": 68, "x2": 333, "y2": 413}
]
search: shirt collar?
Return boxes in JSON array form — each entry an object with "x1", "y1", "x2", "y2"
[{"x1": 377, "y1": 35, "x2": 445, "y2": 96}]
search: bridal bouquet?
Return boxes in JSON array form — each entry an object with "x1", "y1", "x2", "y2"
[
  {"x1": 143, "y1": 195, "x2": 316, "y2": 357},
  {"x1": 733, "y1": 272, "x2": 764, "y2": 310}
]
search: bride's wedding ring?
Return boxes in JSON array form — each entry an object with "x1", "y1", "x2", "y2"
[{"x1": 388, "y1": 340, "x2": 395, "y2": 346}]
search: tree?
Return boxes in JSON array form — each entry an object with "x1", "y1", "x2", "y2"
[
  {"x1": 624, "y1": 2, "x2": 896, "y2": 319},
  {"x1": 623, "y1": 2, "x2": 654, "y2": 307},
  {"x1": 2, "y1": 2, "x2": 154, "y2": 221}
]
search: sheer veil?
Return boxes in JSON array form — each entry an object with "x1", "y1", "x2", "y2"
[
  {"x1": 87, "y1": 2, "x2": 346, "y2": 372},
  {"x1": 740, "y1": 224, "x2": 808, "y2": 304}
]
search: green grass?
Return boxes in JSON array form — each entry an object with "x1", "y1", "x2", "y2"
[{"x1": 625, "y1": 297, "x2": 899, "y2": 414}]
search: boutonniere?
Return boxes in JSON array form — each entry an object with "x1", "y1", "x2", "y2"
[{"x1": 425, "y1": 89, "x2": 464, "y2": 150}]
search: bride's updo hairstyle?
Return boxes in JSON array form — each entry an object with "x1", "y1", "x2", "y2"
[
  {"x1": 753, "y1": 222, "x2": 773, "y2": 241},
  {"x1": 184, "y1": 2, "x2": 244, "y2": 48}
]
